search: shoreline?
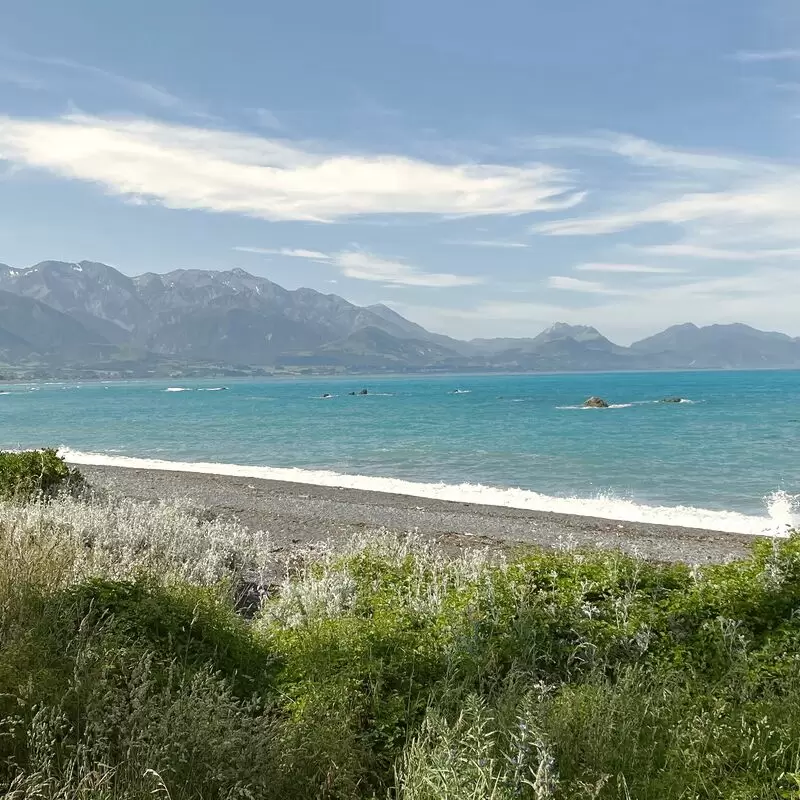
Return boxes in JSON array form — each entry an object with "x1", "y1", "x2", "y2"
[{"x1": 75, "y1": 463, "x2": 769, "y2": 565}]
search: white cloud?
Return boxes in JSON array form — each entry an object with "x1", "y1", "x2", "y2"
[
  {"x1": 336, "y1": 252, "x2": 482, "y2": 287},
  {"x1": 639, "y1": 243, "x2": 800, "y2": 261},
  {"x1": 442, "y1": 239, "x2": 530, "y2": 248},
  {"x1": 236, "y1": 245, "x2": 482, "y2": 287},
  {"x1": 735, "y1": 49, "x2": 800, "y2": 62},
  {"x1": 235, "y1": 246, "x2": 332, "y2": 260},
  {"x1": 529, "y1": 132, "x2": 800, "y2": 271},
  {"x1": 547, "y1": 275, "x2": 629, "y2": 295},
  {"x1": 575, "y1": 262, "x2": 686, "y2": 274},
  {"x1": 536, "y1": 178, "x2": 800, "y2": 238},
  {"x1": 0, "y1": 113, "x2": 584, "y2": 223},
  {"x1": 529, "y1": 132, "x2": 759, "y2": 173}
]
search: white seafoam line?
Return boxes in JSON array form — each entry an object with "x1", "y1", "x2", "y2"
[{"x1": 58, "y1": 448, "x2": 798, "y2": 537}]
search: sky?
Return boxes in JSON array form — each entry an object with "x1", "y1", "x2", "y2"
[{"x1": 1, "y1": 0, "x2": 800, "y2": 343}]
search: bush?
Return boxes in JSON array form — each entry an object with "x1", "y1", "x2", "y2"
[{"x1": 0, "y1": 449, "x2": 82, "y2": 502}]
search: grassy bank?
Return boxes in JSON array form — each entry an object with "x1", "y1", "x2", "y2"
[{"x1": 1, "y1": 458, "x2": 800, "y2": 797}]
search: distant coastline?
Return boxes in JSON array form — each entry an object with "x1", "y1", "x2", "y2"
[{"x1": 4, "y1": 364, "x2": 800, "y2": 384}]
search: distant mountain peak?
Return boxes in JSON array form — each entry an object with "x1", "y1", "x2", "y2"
[
  {"x1": 536, "y1": 322, "x2": 608, "y2": 344},
  {"x1": 664, "y1": 322, "x2": 700, "y2": 332},
  {"x1": 546, "y1": 322, "x2": 600, "y2": 334}
]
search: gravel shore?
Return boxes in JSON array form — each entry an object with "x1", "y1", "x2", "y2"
[{"x1": 75, "y1": 464, "x2": 766, "y2": 565}]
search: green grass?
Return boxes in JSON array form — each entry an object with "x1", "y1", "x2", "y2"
[{"x1": 2, "y1": 487, "x2": 800, "y2": 798}]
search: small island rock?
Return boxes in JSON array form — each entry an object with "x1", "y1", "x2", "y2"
[
  {"x1": 583, "y1": 396, "x2": 610, "y2": 408},
  {"x1": 661, "y1": 397, "x2": 683, "y2": 404}
]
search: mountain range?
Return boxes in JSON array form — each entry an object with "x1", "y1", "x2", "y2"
[{"x1": 1, "y1": 260, "x2": 799, "y2": 377}]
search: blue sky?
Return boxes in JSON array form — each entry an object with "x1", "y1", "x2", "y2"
[{"x1": 1, "y1": 0, "x2": 800, "y2": 342}]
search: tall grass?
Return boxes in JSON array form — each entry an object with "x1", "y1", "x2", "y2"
[{"x1": 2, "y1": 491, "x2": 800, "y2": 798}]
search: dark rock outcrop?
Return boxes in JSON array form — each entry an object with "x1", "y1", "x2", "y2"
[{"x1": 583, "y1": 396, "x2": 610, "y2": 408}]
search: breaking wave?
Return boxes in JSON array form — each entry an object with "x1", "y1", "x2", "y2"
[{"x1": 58, "y1": 449, "x2": 798, "y2": 537}]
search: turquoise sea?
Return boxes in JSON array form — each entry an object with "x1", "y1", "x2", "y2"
[{"x1": 1, "y1": 370, "x2": 798, "y2": 534}]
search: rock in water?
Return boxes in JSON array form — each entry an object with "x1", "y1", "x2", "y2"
[
  {"x1": 661, "y1": 396, "x2": 683, "y2": 403},
  {"x1": 583, "y1": 396, "x2": 609, "y2": 408},
  {"x1": 359, "y1": 388, "x2": 368, "y2": 395}
]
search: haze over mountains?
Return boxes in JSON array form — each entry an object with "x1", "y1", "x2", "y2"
[{"x1": 1, "y1": 260, "x2": 799, "y2": 377}]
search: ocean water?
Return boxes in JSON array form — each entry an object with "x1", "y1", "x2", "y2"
[{"x1": 1, "y1": 371, "x2": 799, "y2": 535}]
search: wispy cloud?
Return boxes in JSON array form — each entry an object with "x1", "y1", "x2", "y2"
[
  {"x1": 442, "y1": 239, "x2": 530, "y2": 248},
  {"x1": 536, "y1": 177, "x2": 800, "y2": 239},
  {"x1": 734, "y1": 49, "x2": 800, "y2": 62},
  {"x1": 252, "y1": 108, "x2": 283, "y2": 130},
  {"x1": 0, "y1": 113, "x2": 584, "y2": 222},
  {"x1": 0, "y1": 67, "x2": 46, "y2": 91},
  {"x1": 236, "y1": 246, "x2": 482, "y2": 287},
  {"x1": 528, "y1": 132, "x2": 758, "y2": 173},
  {"x1": 547, "y1": 275, "x2": 629, "y2": 295},
  {"x1": 528, "y1": 132, "x2": 800, "y2": 255},
  {"x1": 639, "y1": 243, "x2": 800, "y2": 261},
  {"x1": 0, "y1": 48, "x2": 200, "y2": 114},
  {"x1": 575, "y1": 262, "x2": 686, "y2": 274},
  {"x1": 337, "y1": 252, "x2": 482, "y2": 287},
  {"x1": 235, "y1": 246, "x2": 332, "y2": 260}
]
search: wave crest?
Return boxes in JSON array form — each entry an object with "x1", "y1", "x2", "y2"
[{"x1": 58, "y1": 448, "x2": 796, "y2": 537}]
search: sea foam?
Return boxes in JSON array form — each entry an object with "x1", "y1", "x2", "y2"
[{"x1": 58, "y1": 448, "x2": 798, "y2": 537}]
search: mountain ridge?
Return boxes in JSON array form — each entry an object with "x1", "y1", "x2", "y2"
[{"x1": 1, "y1": 260, "x2": 799, "y2": 376}]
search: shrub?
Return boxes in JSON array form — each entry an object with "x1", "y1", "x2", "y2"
[{"x1": 0, "y1": 449, "x2": 82, "y2": 502}]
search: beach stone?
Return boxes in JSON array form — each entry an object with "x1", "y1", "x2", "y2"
[
  {"x1": 234, "y1": 580, "x2": 278, "y2": 619},
  {"x1": 583, "y1": 396, "x2": 609, "y2": 408}
]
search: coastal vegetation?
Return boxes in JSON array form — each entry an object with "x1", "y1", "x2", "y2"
[
  {"x1": 2, "y1": 451, "x2": 800, "y2": 798},
  {"x1": 0, "y1": 448, "x2": 83, "y2": 502}
]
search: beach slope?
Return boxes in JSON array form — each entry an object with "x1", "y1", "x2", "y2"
[{"x1": 76, "y1": 464, "x2": 765, "y2": 565}]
